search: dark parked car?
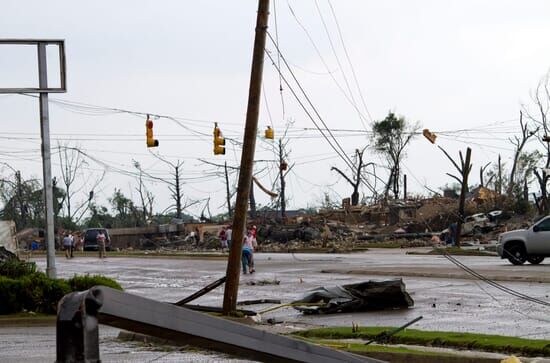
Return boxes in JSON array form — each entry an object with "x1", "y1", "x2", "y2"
[{"x1": 82, "y1": 228, "x2": 112, "y2": 251}]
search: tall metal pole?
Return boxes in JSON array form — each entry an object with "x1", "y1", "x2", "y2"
[
  {"x1": 223, "y1": 0, "x2": 270, "y2": 314},
  {"x1": 38, "y1": 43, "x2": 57, "y2": 278}
]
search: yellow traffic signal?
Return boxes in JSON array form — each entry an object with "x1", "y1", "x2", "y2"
[
  {"x1": 146, "y1": 118, "x2": 159, "y2": 147},
  {"x1": 265, "y1": 125, "x2": 274, "y2": 139},
  {"x1": 213, "y1": 122, "x2": 225, "y2": 155},
  {"x1": 423, "y1": 128, "x2": 436, "y2": 144}
]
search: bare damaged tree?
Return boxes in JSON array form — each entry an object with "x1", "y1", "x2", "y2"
[
  {"x1": 507, "y1": 111, "x2": 539, "y2": 196},
  {"x1": 141, "y1": 153, "x2": 198, "y2": 219},
  {"x1": 277, "y1": 138, "x2": 295, "y2": 220},
  {"x1": 438, "y1": 146, "x2": 472, "y2": 248},
  {"x1": 479, "y1": 162, "x2": 491, "y2": 188},
  {"x1": 58, "y1": 143, "x2": 85, "y2": 221},
  {"x1": 57, "y1": 144, "x2": 105, "y2": 224},
  {"x1": 133, "y1": 161, "x2": 155, "y2": 223},
  {"x1": 198, "y1": 159, "x2": 239, "y2": 218},
  {"x1": 331, "y1": 147, "x2": 371, "y2": 206},
  {"x1": 524, "y1": 72, "x2": 550, "y2": 214}
]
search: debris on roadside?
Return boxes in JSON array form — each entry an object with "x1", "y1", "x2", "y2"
[
  {"x1": 246, "y1": 279, "x2": 281, "y2": 286},
  {"x1": 292, "y1": 279, "x2": 413, "y2": 314}
]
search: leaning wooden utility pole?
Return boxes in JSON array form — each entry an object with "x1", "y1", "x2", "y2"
[{"x1": 223, "y1": 0, "x2": 270, "y2": 315}]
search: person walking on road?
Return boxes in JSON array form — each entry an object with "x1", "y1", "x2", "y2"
[
  {"x1": 226, "y1": 225, "x2": 233, "y2": 250},
  {"x1": 218, "y1": 226, "x2": 228, "y2": 252},
  {"x1": 97, "y1": 230, "x2": 106, "y2": 259},
  {"x1": 63, "y1": 233, "x2": 73, "y2": 259},
  {"x1": 69, "y1": 233, "x2": 75, "y2": 258},
  {"x1": 242, "y1": 230, "x2": 256, "y2": 274}
]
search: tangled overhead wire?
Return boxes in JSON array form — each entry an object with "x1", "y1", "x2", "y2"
[{"x1": 442, "y1": 253, "x2": 550, "y2": 308}]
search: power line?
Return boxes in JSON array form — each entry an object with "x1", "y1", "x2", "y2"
[
  {"x1": 327, "y1": 0, "x2": 373, "y2": 122},
  {"x1": 443, "y1": 253, "x2": 550, "y2": 307},
  {"x1": 266, "y1": 32, "x2": 356, "y2": 168},
  {"x1": 264, "y1": 49, "x2": 355, "y2": 172},
  {"x1": 266, "y1": 32, "x2": 377, "y2": 194},
  {"x1": 314, "y1": 0, "x2": 366, "y2": 130},
  {"x1": 272, "y1": 0, "x2": 286, "y2": 121},
  {"x1": 285, "y1": 0, "x2": 370, "y2": 127}
]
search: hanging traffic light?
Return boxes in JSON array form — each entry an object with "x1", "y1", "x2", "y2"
[
  {"x1": 264, "y1": 125, "x2": 274, "y2": 139},
  {"x1": 423, "y1": 128, "x2": 437, "y2": 144},
  {"x1": 213, "y1": 122, "x2": 225, "y2": 155},
  {"x1": 146, "y1": 117, "x2": 159, "y2": 147}
]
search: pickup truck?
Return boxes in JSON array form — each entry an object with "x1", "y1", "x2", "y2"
[{"x1": 496, "y1": 216, "x2": 550, "y2": 265}]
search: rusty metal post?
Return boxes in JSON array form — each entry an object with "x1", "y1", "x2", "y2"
[
  {"x1": 56, "y1": 289, "x2": 103, "y2": 362},
  {"x1": 223, "y1": 0, "x2": 270, "y2": 314}
]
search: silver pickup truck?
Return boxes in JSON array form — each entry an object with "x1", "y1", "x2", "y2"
[{"x1": 496, "y1": 216, "x2": 550, "y2": 265}]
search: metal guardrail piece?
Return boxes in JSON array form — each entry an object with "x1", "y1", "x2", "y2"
[{"x1": 56, "y1": 286, "x2": 384, "y2": 363}]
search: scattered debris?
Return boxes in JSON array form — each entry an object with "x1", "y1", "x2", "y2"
[
  {"x1": 237, "y1": 299, "x2": 281, "y2": 306},
  {"x1": 0, "y1": 246, "x2": 17, "y2": 262},
  {"x1": 246, "y1": 279, "x2": 281, "y2": 286},
  {"x1": 292, "y1": 279, "x2": 413, "y2": 314}
]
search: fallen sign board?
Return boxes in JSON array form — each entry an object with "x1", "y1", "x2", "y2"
[
  {"x1": 293, "y1": 279, "x2": 413, "y2": 314},
  {"x1": 56, "y1": 286, "x2": 384, "y2": 363}
]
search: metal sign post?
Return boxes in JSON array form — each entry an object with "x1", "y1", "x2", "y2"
[
  {"x1": 37, "y1": 43, "x2": 57, "y2": 278},
  {"x1": 0, "y1": 39, "x2": 67, "y2": 278}
]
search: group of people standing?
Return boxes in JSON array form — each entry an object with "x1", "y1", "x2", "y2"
[{"x1": 219, "y1": 225, "x2": 257, "y2": 274}]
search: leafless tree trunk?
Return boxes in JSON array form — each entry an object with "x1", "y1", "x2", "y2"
[
  {"x1": 524, "y1": 72, "x2": 550, "y2": 214},
  {"x1": 437, "y1": 146, "x2": 473, "y2": 248},
  {"x1": 56, "y1": 144, "x2": 105, "y2": 224},
  {"x1": 133, "y1": 161, "x2": 154, "y2": 223},
  {"x1": 140, "y1": 153, "x2": 193, "y2": 219},
  {"x1": 331, "y1": 148, "x2": 371, "y2": 206},
  {"x1": 58, "y1": 143, "x2": 86, "y2": 221},
  {"x1": 508, "y1": 111, "x2": 538, "y2": 195},
  {"x1": 479, "y1": 162, "x2": 490, "y2": 188}
]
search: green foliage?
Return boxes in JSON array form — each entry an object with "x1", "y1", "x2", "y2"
[
  {"x1": 0, "y1": 172, "x2": 65, "y2": 231},
  {"x1": 372, "y1": 112, "x2": 419, "y2": 198},
  {"x1": 67, "y1": 274, "x2": 122, "y2": 291},
  {"x1": 19, "y1": 273, "x2": 71, "y2": 314},
  {"x1": 84, "y1": 202, "x2": 115, "y2": 229},
  {"x1": 0, "y1": 260, "x2": 122, "y2": 315},
  {"x1": 372, "y1": 112, "x2": 408, "y2": 152},
  {"x1": 0, "y1": 276, "x2": 24, "y2": 314},
  {"x1": 0, "y1": 259, "x2": 36, "y2": 278},
  {"x1": 57, "y1": 216, "x2": 78, "y2": 231},
  {"x1": 0, "y1": 273, "x2": 70, "y2": 314}
]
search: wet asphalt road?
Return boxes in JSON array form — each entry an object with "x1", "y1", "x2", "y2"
[{"x1": 2, "y1": 249, "x2": 550, "y2": 361}]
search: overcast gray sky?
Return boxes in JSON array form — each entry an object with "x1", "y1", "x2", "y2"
[{"x1": 1, "y1": 0, "x2": 550, "y2": 218}]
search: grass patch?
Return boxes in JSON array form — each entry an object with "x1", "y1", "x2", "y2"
[
  {"x1": 294, "y1": 335, "x2": 447, "y2": 356},
  {"x1": 293, "y1": 326, "x2": 550, "y2": 357}
]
